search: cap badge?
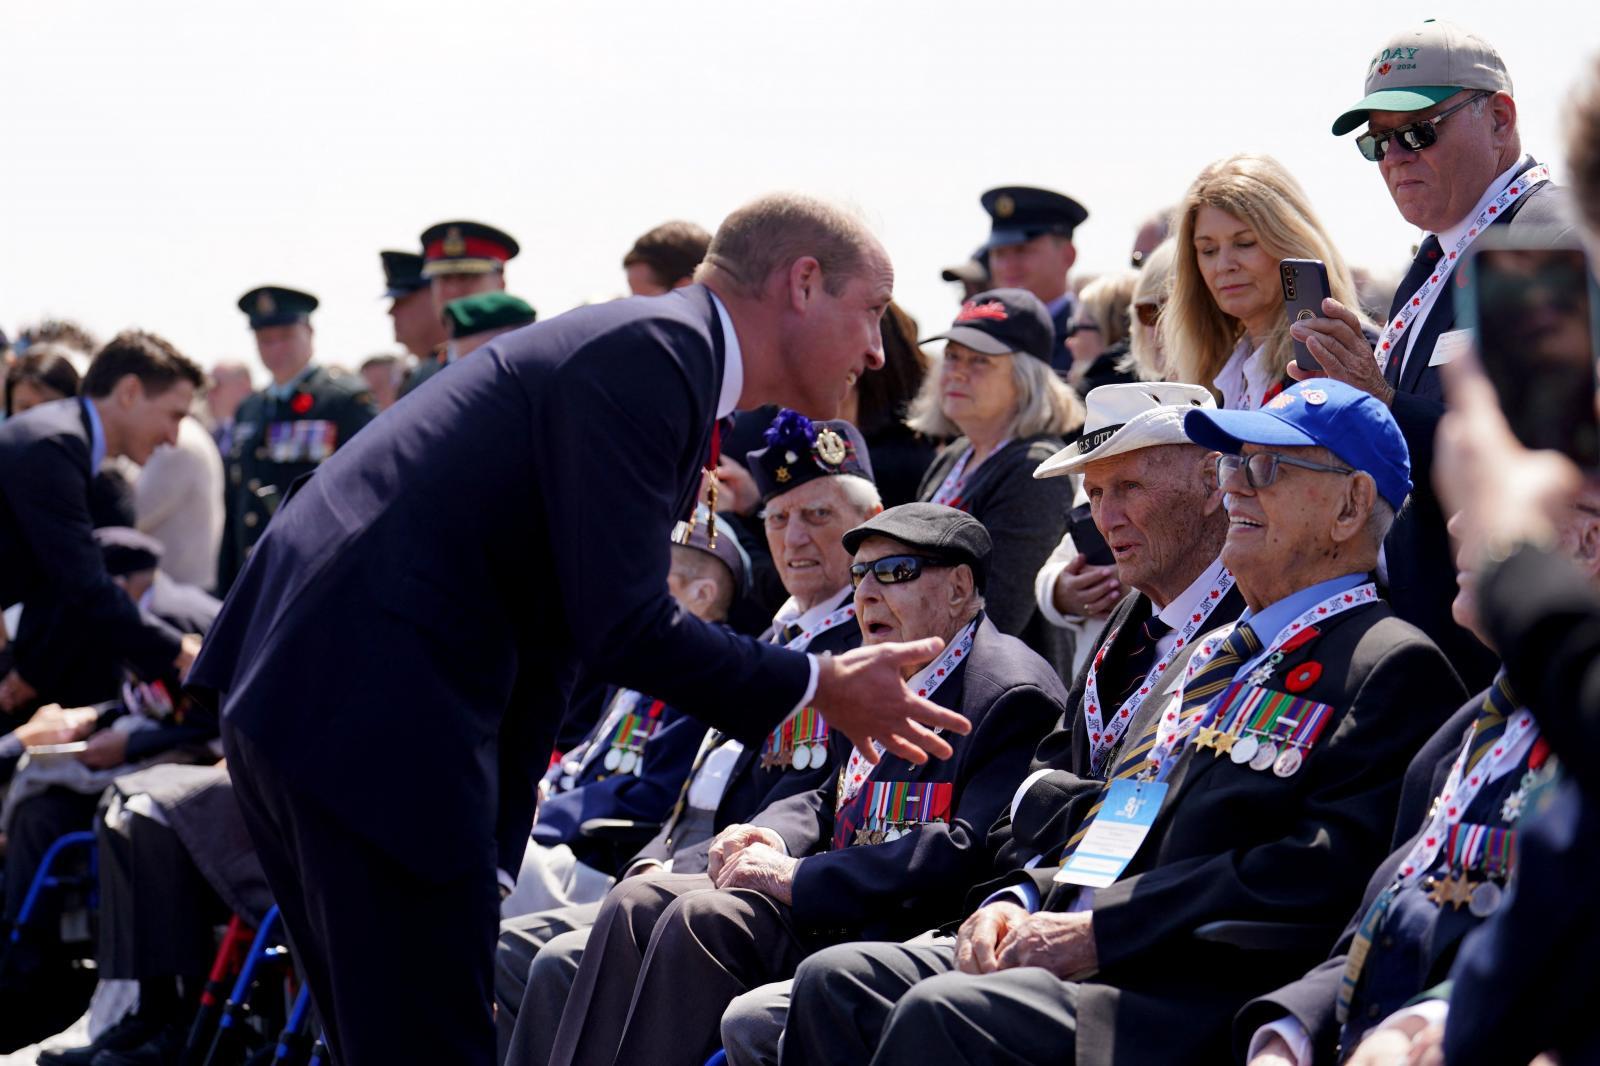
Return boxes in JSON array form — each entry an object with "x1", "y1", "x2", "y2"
[
  {"x1": 1267, "y1": 393, "x2": 1297, "y2": 411},
  {"x1": 815, "y1": 427, "x2": 848, "y2": 467},
  {"x1": 443, "y1": 226, "x2": 466, "y2": 258},
  {"x1": 956, "y1": 299, "x2": 1009, "y2": 324},
  {"x1": 1302, "y1": 388, "x2": 1328, "y2": 406},
  {"x1": 256, "y1": 292, "x2": 276, "y2": 315},
  {"x1": 995, "y1": 194, "x2": 1015, "y2": 219},
  {"x1": 775, "y1": 466, "x2": 791, "y2": 483}
]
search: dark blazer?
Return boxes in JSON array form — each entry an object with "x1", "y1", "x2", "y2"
[
  {"x1": 1383, "y1": 157, "x2": 1576, "y2": 694},
  {"x1": 994, "y1": 597, "x2": 1464, "y2": 1065},
  {"x1": 985, "y1": 582, "x2": 1248, "y2": 877},
  {"x1": 1438, "y1": 546, "x2": 1600, "y2": 1066},
  {"x1": 752, "y1": 615, "x2": 1066, "y2": 941},
  {"x1": 191, "y1": 287, "x2": 812, "y2": 880},
  {"x1": 121, "y1": 573, "x2": 224, "y2": 763},
  {"x1": 1050, "y1": 292, "x2": 1078, "y2": 378},
  {"x1": 917, "y1": 434, "x2": 1076, "y2": 653},
  {"x1": 0, "y1": 398, "x2": 182, "y2": 686},
  {"x1": 1233, "y1": 688, "x2": 1532, "y2": 1063},
  {"x1": 627, "y1": 602, "x2": 864, "y2": 873}
]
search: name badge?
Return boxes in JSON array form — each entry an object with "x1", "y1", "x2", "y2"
[
  {"x1": 1430, "y1": 328, "x2": 1473, "y2": 368},
  {"x1": 1054, "y1": 779, "x2": 1167, "y2": 889}
]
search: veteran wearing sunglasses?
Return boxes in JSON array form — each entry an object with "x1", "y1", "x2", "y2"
[
  {"x1": 543, "y1": 503, "x2": 1065, "y2": 1066},
  {"x1": 1284, "y1": 20, "x2": 1578, "y2": 691}
]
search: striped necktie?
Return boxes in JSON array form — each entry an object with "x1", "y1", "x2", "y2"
[
  {"x1": 1467, "y1": 672, "x2": 1518, "y2": 774},
  {"x1": 1061, "y1": 622, "x2": 1260, "y2": 858}
]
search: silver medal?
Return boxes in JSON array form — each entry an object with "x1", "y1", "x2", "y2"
[
  {"x1": 791, "y1": 743, "x2": 812, "y2": 771},
  {"x1": 884, "y1": 826, "x2": 903, "y2": 842},
  {"x1": 1231, "y1": 735, "x2": 1260, "y2": 765},
  {"x1": 619, "y1": 750, "x2": 638, "y2": 775},
  {"x1": 1250, "y1": 741, "x2": 1279, "y2": 773},
  {"x1": 602, "y1": 747, "x2": 622, "y2": 772},
  {"x1": 1468, "y1": 880, "x2": 1503, "y2": 918},
  {"x1": 1272, "y1": 747, "x2": 1303, "y2": 778}
]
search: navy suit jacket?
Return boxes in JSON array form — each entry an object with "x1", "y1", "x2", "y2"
[
  {"x1": 1383, "y1": 158, "x2": 1575, "y2": 693},
  {"x1": 0, "y1": 398, "x2": 182, "y2": 687},
  {"x1": 191, "y1": 287, "x2": 811, "y2": 879}
]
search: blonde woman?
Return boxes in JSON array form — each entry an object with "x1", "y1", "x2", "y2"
[
  {"x1": 1128, "y1": 238, "x2": 1177, "y2": 381},
  {"x1": 1165, "y1": 153, "x2": 1371, "y2": 409},
  {"x1": 1063, "y1": 270, "x2": 1139, "y2": 397}
]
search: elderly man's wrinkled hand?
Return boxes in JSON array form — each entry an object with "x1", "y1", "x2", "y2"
[
  {"x1": 955, "y1": 901, "x2": 1029, "y2": 975},
  {"x1": 706, "y1": 824, "x2": 785, "y2": 879},
  {"x1": 711, "y1": 842, "x2": 798, "y2": 904},
  {"x1": 993, "y1": 909, "x2": 1098, "y2": 979},
  {"x1": 1287, "y1": 298, "x2": 1392, "y2": 404}
]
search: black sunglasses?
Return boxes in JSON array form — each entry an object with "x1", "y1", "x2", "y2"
[
  {"x1": 1064, "y1": 321, "x2": 1101, "y2": 338},
  {"x1": 1357, "y1": 92, "x2": 1488, "y2": 162},
  {"x1": 849, "y1": 554, "x2": 952, "y2": 589}
]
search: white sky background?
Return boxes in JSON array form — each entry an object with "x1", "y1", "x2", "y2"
[{"x1": 1, "y1": 0, "x2": 1594, "y2": 377}]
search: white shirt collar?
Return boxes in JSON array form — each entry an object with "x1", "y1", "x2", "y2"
[
  {"x1": 1432, "y1": 157, "x2": 1527, "y2": 250},
  {"x1": 1212, "y1": 338, "x2": 1274, "y2": 412},
  {"x1": 707, "y1": 290, "x2": 744, "y2": 420},
  {"x1": 773, "y1": 586, "x2": 853, "y2": 632},
  {"x1": 1154, "y1": 556, "x2": 1229, "y2": 632}
]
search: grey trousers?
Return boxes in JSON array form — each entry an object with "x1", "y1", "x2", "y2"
[
  {"x1": 721, "y1": 979, "x2": 791, "y2": 1066},
  {"x1": 494, "y1": 902, "x2": 599, "y2": 1065},
  {"x1": 781, "y1": 937, "x2": 1080, "y2": 1065},
  {"x1": 506, "y1": 926, "x2": 590, "y2": 1065}
]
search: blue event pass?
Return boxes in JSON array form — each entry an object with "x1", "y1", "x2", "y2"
[{"x1": 1054, "y1": 779, "x2": 1168, "y2": 889}]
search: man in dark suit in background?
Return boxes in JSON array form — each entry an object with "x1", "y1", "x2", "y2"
[
  {"x1": 1291, "y1": 20, "x2": 1576, "y2": 693},
  {"x1": 0, "y1": 332, "x2": 205, "y2": 716},
  {"x1": 783, "y1": 380, "x2": 1465, "y2": 1065},
  {"x1": 190, "y1": 194, "x2": 973, "y2": 1066},
  {"x1": 547, "y1": 504, "x2": 1065, "y2": 1066},
  {"x1": 979, "y1": 185, "x2": 1089, "y2": 378}
]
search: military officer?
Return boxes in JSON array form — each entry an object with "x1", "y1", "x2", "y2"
[
  {"x1": 381, "y1": 248, "x2": 446, "y2": 362},
  {"x1": 218, "y1": 286, "x2": 377, "y2": 589},
  {"x1": 403, "y1": 221, "x2": 523, "y2": 395},
  {"x1": 980, "y1": 185, "x2": 1089, "y2": 376}
]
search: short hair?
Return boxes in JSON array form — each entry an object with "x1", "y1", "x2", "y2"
[
  {"x1": 1128, "y1": 238, "x2": 1178, "y2": 381},
  {"x1": 1075, "y1": 271, "x2": 1139, "y2": 348},
  {"x1": 854, "y1": 302, "x2": 930, "y2": 437},
  {"x1": 1165, "y1": 154, "x2": 1369, "y2": 390},
  {"x1": 669, "y1": 543, "x2": 736, "y2": 620},
  {"x1": 623, "y1": 221, "x2": 712, "y2": 290},
  {"x1": 5, "y1": 346, "x2": 82, "y2": 416},
  {"x1": 20, "y1": 318, "x2": 98, "y2": 358},
  {"x1": 696, "y1": 193, "x2": 876, "y2": 299},
  {"x1": 1567, "y1": 53, "x2": 1600, "y2": 237},
  {"x1": 906, "y1": 345, "x2": 1085, "y2": 441},
  {"x1": 82, "y1": 330, "x2": 205, "y2": 400},
  {"x1": 833, "y1": 473, "x2": 884, "y2": 516}
]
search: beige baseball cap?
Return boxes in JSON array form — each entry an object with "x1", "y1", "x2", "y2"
[{"x1": 1331, "y1": 19, "x2": 1512, "y2": 136}]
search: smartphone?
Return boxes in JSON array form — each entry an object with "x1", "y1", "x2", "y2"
[
  {"x1": 1280, "y1": 259, "x2": 1331, "y2": 374},
  {"x1": 1459, "y1": 234, "x2": 1600, "y2": 468},
  {"x1": 1067, "y1": 503, "x2": 1114, "y2": 567}
]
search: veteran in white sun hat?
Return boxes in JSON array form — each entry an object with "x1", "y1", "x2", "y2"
[{"x1": 1030, "y1": 382, "x2": 1220, "y2": 673}]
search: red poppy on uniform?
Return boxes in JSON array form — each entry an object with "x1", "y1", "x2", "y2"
[
  {"x1": 1286, "y1": 662, "x2": 1322, "y2": 693},
  {"x1": 290, "y1": 392, "x2": 314, "y2": 415}
]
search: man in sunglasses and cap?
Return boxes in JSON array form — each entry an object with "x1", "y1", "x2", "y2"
[
  {"x1": 543, "y1": 502, "x2": 1065, "y2": 1066},
  {"x1": 1283, "y1": 20, "x2": 1575, "y2": 692},
  {"x1": 782, "y1": 379, "x2": 1463, "y2": 1066}
]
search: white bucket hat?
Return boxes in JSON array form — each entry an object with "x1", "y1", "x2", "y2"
[{"x1": 1034, "y1": 382, "x2": 1216, "y2": 480}]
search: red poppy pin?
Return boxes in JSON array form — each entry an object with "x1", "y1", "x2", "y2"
[
  {"x1": 290, "y1": 392, "x2": 313, "y2": 415},
  {"x1": 1286, "y1": 662, "x2": 1322, "y2": 693}
]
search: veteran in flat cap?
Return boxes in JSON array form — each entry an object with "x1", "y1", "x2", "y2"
[
  {"x1": 420, "y1": 219, "x2": 520, "y2": 317},
  {"x1": 219, "y1": 286, "x2": 377, "y2": 589},
  {"x1": 981, "y1": 185, "x2": 1090, "y2": 374}
]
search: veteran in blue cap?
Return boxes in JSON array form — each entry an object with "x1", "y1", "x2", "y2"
[
  {"x1": 980, "y1": 185, "x2": 1090, "y2": 374},
  {"x1": 219, "y1": 286, "x2": 377, "y2": 589}
]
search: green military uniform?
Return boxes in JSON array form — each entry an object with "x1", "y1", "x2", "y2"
[{"x1": 219, "y1": 288, "x2": 378, "y2": 589}]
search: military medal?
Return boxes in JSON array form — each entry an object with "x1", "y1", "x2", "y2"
[
  {"x1": 791, "y1": 743, "x2": 812, "y2": 771},
  {"x1": 835, "y1": 779, "x2": 954, "y2": 850},
  {"x1": 619, "y1": 750, "x2": 638, "y2": 775},
  {"x1": 1468, "y1": 880, "x2": 1503, "y2": 917},
  {"x1": 1250, "y1": 741, "x2": 1278, "y2": 773},
  {"x1": 757, "y1": 603, "x2": 855, "y2": 769},
  {"x1": 603, "y1": 747, "x2": 623, "y2": 772},
  {"x1": 1230, "y1": 735, "x2": 1259, "y2": 765},
  {"x1": 1272, "y1": 747, "x2": 1303, "y2": 778}
]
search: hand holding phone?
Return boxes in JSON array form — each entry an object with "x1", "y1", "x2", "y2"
[{"x1": 1280, "y1": 259, "x2": 1332, "y2": 374}]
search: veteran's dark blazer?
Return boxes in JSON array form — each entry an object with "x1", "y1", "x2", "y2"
[
  {"x1": 190, "y1": 287, "x2": 812, "y2": 880},
  {"x1": 751, "y1": 615, "x2": 1066, "y2": 941},
  {"x1": 1383, "y1": 157, "x2": 1575, "y2": 694},
  {"x1": 995, "y1": 595, "x2": 1464, "y2": 1065},
  {"x1": 0, "y1": 398, "x2": 183, "y2": 688}
]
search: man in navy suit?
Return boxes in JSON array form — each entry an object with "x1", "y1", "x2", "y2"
[
  {"x1": 189, "y1": 193, "x2": 972, "y2": 1066},
  {"x1": 0, "y1": 331, "x2": 205, "y2": 715},
  {"x1": 1291, "y1": 20, "x2": 1576, "y2": 693}
]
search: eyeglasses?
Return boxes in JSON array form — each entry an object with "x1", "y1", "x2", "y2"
[
  {"x1": 849, "y1": 554, "x2": 952, "y2": 589},
  {"x1": 1134, "y1": 301, "x2": 1164, "y2": 329},
  {"x1": 1064, "y1": 321, "x2": 1101, "y2": 338},
  {"x1": 1357, "y1": 92, "x2": 1488, "y2": 162},
  {"x1": 1216, "y1": 451, "x2": 1355, "y2": 489},
  {"x1": 761, "y1": 504, "x2": 839, "y2": 531}
]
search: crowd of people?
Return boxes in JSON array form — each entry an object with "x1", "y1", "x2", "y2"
[{"x1": 1, "y1": 17, "x2": 1599, "y2": 1066}]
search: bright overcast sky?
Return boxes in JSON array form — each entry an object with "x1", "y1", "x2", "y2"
[{"x1": 1, "y1": 0, "x2": 1593, "y2": 376}]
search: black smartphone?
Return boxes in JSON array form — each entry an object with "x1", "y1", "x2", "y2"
[
  {"x1": 1067, "y1": 502, "x2": 1114, "y2": 567},
  {"x1": 1459, "y1": 235, "x2": 1600, "y2": 468},
  {"x1": 1280, "y1": 258, "x2": 1331, "y2": 374}
]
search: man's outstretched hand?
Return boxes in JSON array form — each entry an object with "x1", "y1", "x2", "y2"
[{"x1": 809, "y1": 638, "x2": 972, "y2": 765}]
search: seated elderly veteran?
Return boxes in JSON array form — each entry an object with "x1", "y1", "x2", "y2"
[
  {"x1": 500, "y1": 512, "x2": 745, "y2": 918},
  {"x1": 0, "y1": 528, "x2": 221, "y2": 1050},
  {"x1": 780, "y1": 378, "x2": 1466, "y2": 1066},
  {"x1": 493, "y1": 409, "x2": 878, "y2": 1064},
  {"x1": 1236, "y1": 483, "x2": 1600, "y2": 1066},
  {"x1": 542, "y1": 503, "x2": 1066, "y2": 1066}
]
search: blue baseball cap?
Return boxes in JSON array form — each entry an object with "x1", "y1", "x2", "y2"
[{"x1": 1182, "y1": 379, "x2": 1412, "y2": 509}]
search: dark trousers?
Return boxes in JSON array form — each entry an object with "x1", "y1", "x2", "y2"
[
  {"x1": 224, "y1": 727, "x2": 500, "y2": 1066},
  {"x1": 782, "y1": 937, "x2": 1080, "y2": 1066},
  {"x1": 494, "y1": 902, "x2": 597, "y2": 1065},
  {"x1": 3, "y1": 787, "x2": 99, "y2": 926},
  {"x1": 97, "y1": 797, "x2": 225, "y2": 980}
]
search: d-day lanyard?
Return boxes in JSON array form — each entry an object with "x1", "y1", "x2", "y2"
[
  {"x1": 1374, "y1": 164, "x2": 1551, "y2": 370},
  {"x1": 929, "y1": 441, "x2": 1011, "y2": 510},
  {"x1": 1147, "y1": 583, "x2": 1378, "y2": 780},
  {"x1": 1082, "y1": 569, "x2": 1236, "y2": 776}
]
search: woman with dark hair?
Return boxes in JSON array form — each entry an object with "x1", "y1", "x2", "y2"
[
  {"x1": 4, "y1": 346, "x2": 82, "y2": 416},
  {"x1": 840, "y1": 302, "x2": 938, "y2": 507}
]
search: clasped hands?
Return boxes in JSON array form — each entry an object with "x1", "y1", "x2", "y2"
[
  {"x1": 954, "y1": 900, "x2": 1098, "y2": 980},
  {"x1": 705, "y1": 823, "x2": 798, "y2": 905}
]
